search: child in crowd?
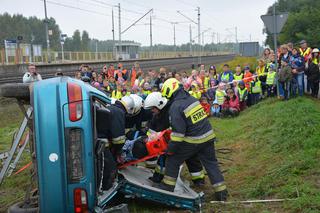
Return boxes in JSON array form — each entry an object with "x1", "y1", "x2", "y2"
[
  {"x1": 75, "y1": 71, "x2": 82, "y2": 80},
  {"x1": 237, "y1": 81, "x2": 248, "y2": 111},
  {"x1": 211, "y1": 82, "x2": 226, "y2": 117},
  {"x1": 219, "y1": 64, "x2": 234, "y2": 83},
  {"x1": 209, "y1": 65, "x2": 219, "y2": 80},
  {"x1": 256, "y1": 59, "x2": 267, "y2": 98},
  {"x1": 142, "y1": 82, "x2": 152, "y2": 98},
  {"x1": 234, "y1": 65, "x2": 243, "y2": 81},
  {"x1": 278, "y1": 58, "x2": 292, "y2": 100},
  {"x1": 103, "y1": 79, "x2": 111, "y2": 96},
  {"x1": 112, "y1": 84, "x2": 123, "y2": 99},
  {"x1": 91, "y1": 71, "x2": 98, "y2": 83},
  {"x1": 97, "y1": 74, "x2": 104, "y2": 88},
  {"x1": 121, "y1": 87, "x2": 130, "y2": 97},
  {"x1": 206, "y1": 79, "x2": 217, "y2": 102},
  {"x1": 200, "y1": 96, "x2": 211, "y2": 116},
  {"x1": 189, "y1": 84, "x2": 202, "y2": 99},
  {"x1": 266, "y1": 64, "x2": 277, "y2": 97},
  {"x1": 203, "y1": 71, "x2": 210, "y2": 90},
  {"x1": 221, "y1": 88, "x2": 240, "y2": 117},
  {"x1": 250, "y1": 76, "x2": 262, "y2": 105},
  {"x1": 243, "y1": 66, "x2": 253, "y2": 91},
  {"x1": 108, "y1": 76, "x2": 117, "y2": 91},
  {"x1": 243, "y1": 66, "x2": 253, "y2": 105}
]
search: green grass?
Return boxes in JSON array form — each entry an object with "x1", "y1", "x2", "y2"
[
  {"x1": 0, "y1": 98, "x2": 30, "y2": 212},
  {"x1": 1, "y1": 96, "x2": 320, "y2": 212},
  {"x1": 209, "y1": 97, "x2": 320, "y2": 212},
  {"x1": 217, "y1": 56, "x2": 258, "y2": 72}
]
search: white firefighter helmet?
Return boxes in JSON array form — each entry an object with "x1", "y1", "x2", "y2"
[
  {"x1": 144, "y1": 92, "x2": 168, "y2": 110},
  {"x1": 22, "y1": 72, "x2": 32, "y2": 83},
  {"x1": 312, "y1": 48, "x2": 319, "y2": 53},
  {"x1": 120, "y1": 96, "x2": 135, "y2": 115},
  {"x1": 129, "y1": 94, "x2": 144, "y2": 115}
]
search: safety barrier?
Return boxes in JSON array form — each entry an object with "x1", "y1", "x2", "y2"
[{"x1": 0, "y1": 49, "x2": 230, "y2": 65}]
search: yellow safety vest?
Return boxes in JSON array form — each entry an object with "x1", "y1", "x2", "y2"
[
  {"x1": 112, "y1": 90, "x2": 123, "y2": 99},
  {"x1": 299, "y1": 47, "x2": 311, "y2": 57},
  {"x1": 215, "y1": 90, "x2": 225, "y2": 105},
  {"x1": 189, "y1": 91, "x2": 202, "y2": 99},
  {"x1": 251, "y1": 81, "x2": 262, "y2": 94},
  {"x1": 237, "y1": 87, "x2": 247, "y2": 102},
  {"x1": 204, "y1": 77, "x2": 210, "y2": 89},
  {"x1": 266, "y1": 72, "x2": 276, "y2": 85},
  {"x1": 143, "y1": 90, "x2": 151, "y2": 95},
  {"x1": 234, "y1": 73, "x2": 243, "y2": 81},
  {"x1": 221, "y1": 73, "x2": 230, "y2": 82},
  {"x1": 256, "y1": 66, "x2": 266, "y2": 76},
  {"x1": 312, "y1": 58, "x2": 318, "y2": 65}
]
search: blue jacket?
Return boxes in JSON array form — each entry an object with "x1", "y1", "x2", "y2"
[
  {"x1": 219, "y1": 71, "x2": 234, "y2": 83},
  {"x1": 289, "y1": 54, "x2": 305, "y2": 73}
]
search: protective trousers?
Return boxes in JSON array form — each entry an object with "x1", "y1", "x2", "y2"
[
  {"x1": 164, "y1": 140, "x2": 225, "y2": 191},
  {"x1": 155, "y1": 154, "x2": 204, "y2": 180}
]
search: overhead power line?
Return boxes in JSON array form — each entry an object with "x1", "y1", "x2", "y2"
[{"x1": 43, "y1": 0, "x2": 110, "y2": 16}]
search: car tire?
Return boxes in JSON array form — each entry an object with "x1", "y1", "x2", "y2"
[{"x1": 0, "y1": 83, "x2": 30, "y2": 100}]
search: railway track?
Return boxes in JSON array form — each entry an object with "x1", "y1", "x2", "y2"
[{"x1": 0, "y1": 55, "x2": 235, "y2": 84}]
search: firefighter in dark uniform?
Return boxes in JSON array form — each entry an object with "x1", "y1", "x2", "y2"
[
  {"x1": 95, "y1": 96, "x2": 135, "y2": 190},
  {"x1": 144, "y1": 92, "x2": 206, "y2": 186},
  {"x1": 158, "y1": 78, "x2": 228, "y2": 201},
  {"x1": 125, "y1": 94, "x2": 153, "y2": 140}
]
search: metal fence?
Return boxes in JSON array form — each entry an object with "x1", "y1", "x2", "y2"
[{"x1": 0, "y1": 49, "x2": 227, "y2": 65}]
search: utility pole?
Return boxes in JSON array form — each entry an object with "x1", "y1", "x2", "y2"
[
  {"x1": 120, "y1": 8, "x2": 153, "y2": 58},
  {"x1": 150, "y1": 12, "x2": 153, "y2": 58},
  {"x1": 176, "y1": 8, "x2": 200, "y2": 63},
  {"x1": 235, "y1": 26, "x2": 238, "y2": 54},
  {"x1": 30, "y1": 34, "x2": 35, "y2": 63},
  {"x1": 217, "y1": 33, "x2": 220, "y2": 53},
  {"x1": 189, "y1": 24, "x2": 192, "y2": 56},
  {"x1": 273, "y1": 2, "x2": 279, "y2": 97},
  {"x1": 201, "y1": 31, "x2": 204, "y2": 57},
  {"x1": 173, "y1": 23, "x2": 177, "y2": 57},
  {"x1": 43, "y1": 0, "x2": 51, "y2": 63},
  {"x1": 61, "y1": 37, "x2": 64, "y2": 61},
  {"x1": 118, "y1": 3, "x2": 121, "y2": 60},
  {"x1": 197, "y1": 7, "x2": 201, "y2": 65},
  {"x1": 95, "y1": 40, "x2": 98, "y2": 60},
  {"x1": 211, "y1": 32, "x2": 215, "y2": 54},
  {"x1": 112, "y1": 8, "x2": 116, "y2": 60}
]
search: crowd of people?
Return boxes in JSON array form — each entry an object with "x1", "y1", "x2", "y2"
[{"x1": 70, "y1": 39, "x2": 319, "y2": 119}]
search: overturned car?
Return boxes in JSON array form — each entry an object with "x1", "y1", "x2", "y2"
[{"x1": 0, "y1": 77, "x2": 203, "y2": 213}]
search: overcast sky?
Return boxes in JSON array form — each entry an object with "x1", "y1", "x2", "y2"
[{"x1": 1, "y1": 0, "x2": 275, "y2": 46}]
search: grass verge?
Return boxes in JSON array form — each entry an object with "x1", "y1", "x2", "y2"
[
  {"x1": 209, "y1": 97, "x2": 320, "y2": 212},
  {"x1": 1, "y1": 97, "x2": 319, "y2": 212}
]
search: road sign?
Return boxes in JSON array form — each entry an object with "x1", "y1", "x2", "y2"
[
  {"x1": 4, "y1": 40, "x2": 17, "y2": 63},
  {"x1": 261, "y1": 13, "x2": 288, "y2": 34}
]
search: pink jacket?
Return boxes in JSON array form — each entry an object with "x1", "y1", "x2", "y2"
[
  {"x1": 222, "y1": 95, "x2": 240, "y2": 111},
  {"x1": 185, "y1": 76, "x2": 202, "y2": 89}
]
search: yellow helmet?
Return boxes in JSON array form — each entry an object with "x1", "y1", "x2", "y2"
[{"x1": 161, "y1": 78, "x2": 180, "y2": 98}]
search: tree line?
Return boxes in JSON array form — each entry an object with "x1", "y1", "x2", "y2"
[
  {"x1": 0, "y1": 13, "x2": 131, "y2": 52},
  {"x1": 0, "y1": 12, "x2": 237, "y2": 52},
  {"x1": 265, "y1": 0, "x2": 320, "y2": 48}
]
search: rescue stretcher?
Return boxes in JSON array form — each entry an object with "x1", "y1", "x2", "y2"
[{"x1": 115, "y1": 129, "x2": 203, "y2": 211}]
